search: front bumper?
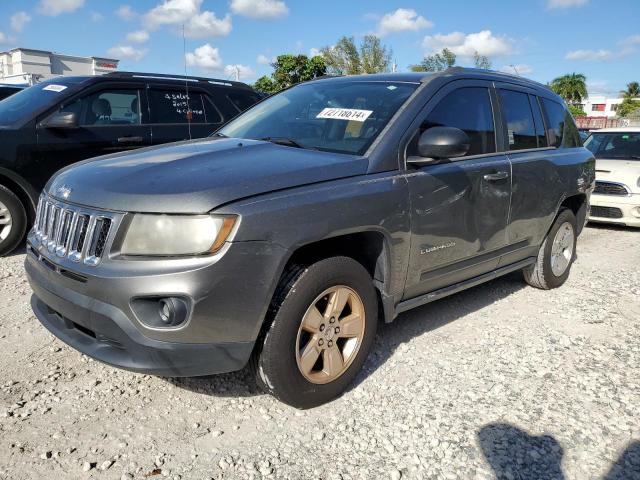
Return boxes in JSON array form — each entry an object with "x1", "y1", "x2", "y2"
[
  {"x1": 25, "y1": 238, "x2": 288, "y2": 377},
  {"x1": 589, "y1": 193, "x2": 640, "y2": 227}
]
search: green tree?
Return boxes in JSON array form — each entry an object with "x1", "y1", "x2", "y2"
[
  {"x1": 360, "y1": 35, "x2": 392, "y2": 74},
  {"x1": 410, "y1": 48, "x2": 456, "y2": 72},
  {"x1": 473, "y1": 51, "x2": 492, "y2": 70},
  {"x1": 321, "y1": 35, "x2": 392, "y2": 75},
  {"x1": 253, "y1": 54, "x2": 326, "y2": 94},
  {"x1": 568, "y1": 104, "x2": 587, "y2": 117},
  {"x1": 617, "y1": 97, "x2": 640, "y2": 117},
  {"x1": 620, "y1": 81, "x2": 640, "y2": 98},
  {"x1": 550, "y1": 73, "x2": 588, "y2": 105}
]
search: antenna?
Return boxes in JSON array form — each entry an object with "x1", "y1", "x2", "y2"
[{"x1": 182, "y1": 24, "x2": 192, "y2": 140}]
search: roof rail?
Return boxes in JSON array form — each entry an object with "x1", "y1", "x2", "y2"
[{"x1": 104, "y1": 71, "x2": 251, "y2": 88}]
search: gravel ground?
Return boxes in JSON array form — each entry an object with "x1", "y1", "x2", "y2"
[{"x1": 1, "y1": 224, "x2": 639, "y2": 480}]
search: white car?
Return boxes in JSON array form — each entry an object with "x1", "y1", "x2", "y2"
[{"x1": 585, "y1": 127, "x2": 640, "y2": 227}]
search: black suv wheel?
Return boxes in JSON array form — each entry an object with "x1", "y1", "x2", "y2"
[
  {"x1": 254, "y1": 256, "x2": 378, "y2": 408},
  {"x1": 523, "y1": 208, "x2": 577, "y2": 290},
  {"x1": 0, "y1": 185, "x2": 27, "y2": 257}
]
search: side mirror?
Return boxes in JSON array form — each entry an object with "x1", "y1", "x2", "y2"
[
  {"x1": 41, "y1": 111, "x2": 78, "y2": 129},
  {"x1": 409, "y1": 126, "x2": 471, "y2": 164}
]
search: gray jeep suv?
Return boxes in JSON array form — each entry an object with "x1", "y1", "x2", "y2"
[{"x1": 25, "y1": 69, "x2": 595, "y2": 408}]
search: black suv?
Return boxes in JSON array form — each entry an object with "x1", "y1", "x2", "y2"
[
  {"x1": 0, "y1": 72, "x2": 260, "y2": 255},
  {"x1": 26, "y1": 69, "x2": 594, "y2": 408}
]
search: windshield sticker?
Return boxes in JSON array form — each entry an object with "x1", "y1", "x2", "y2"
[
  {"x1": 387, "y1": 85, "x2": 398, "y2": 91},
  {"x1": 316, "y1": 108, "x2": 373, "y2": 122},
  {"x1": 42, "y1": 84, "x2": 68, "y2": 93}
]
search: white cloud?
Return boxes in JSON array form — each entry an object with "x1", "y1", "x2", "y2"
[
  {"x1": 547, "y1": 0, "x2": 588, "y2": 8},
  {"x1": 499, "y1": 64, "x2": 533, "y2": 75},
  {"x1": 11, "y1": 12, "x2": 32, "y2": 32},
  {"x1": 144, "y1": 0, "x2": 201, "y2": 29},
  {"x1": 0, "y1": 32, "x2": 6, "y2": 44},
  {"x1": 90, "y1": 11, "x2": 103, "y2": 22},
  {"x1": 37, "y1": 0, "x2": 85, "y2": 16},
  {"x1": 116, "y1": 5, "x2": 137, "y2": 21},
  {"x1": 230, "y1": 0, "x2": 288, "y2": 20},
  {"x1": 107, "y1": 45, "x2": 148, "y2": 61},
  {"x1": 423, "y1": 30, "x2": 515, "y2": 57},
  {"x1": 185, "y1": 43, "x2": 223, "y2": 70},
  {"x1": 224, "y1": 64, "x2": 255, "y2": 80},
  {"x1": 257, "y1": 54, "x2": 273, "y2": 65},
  {"x1": 185, "y1": 11, "x2": 232, "y2": 38},
  {"x1": 620, "y1": 34, "x2": 640, "y2": 46},
  {"x1": 565, "y1": 49, "x2": 614, "y2": 61},
  {"x1": 309, "y1": 48, "x2": 320, "y2": 57},
  {"x1": 377, "y1": 8, "x2": 432, "y2": 36},
  {"x1": 126, "y1": 30, "x2": 150, "y2": 43}
]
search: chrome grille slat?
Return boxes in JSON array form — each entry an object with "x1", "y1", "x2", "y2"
[{"x1": 30, "y1": 195, "x2": 115, "y2": 266}]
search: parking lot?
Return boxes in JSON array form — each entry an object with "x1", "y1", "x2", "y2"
[{"x1": 1, "y1": 223, "x2": 639, "y2": 480}]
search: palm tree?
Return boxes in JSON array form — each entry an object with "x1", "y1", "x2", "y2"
[
  {"x1": 550, "y1": 73, "x2": 587, "y2": 105},
  {"x1": 620, "y1": 81, "x2": 640, "y2": 98}
]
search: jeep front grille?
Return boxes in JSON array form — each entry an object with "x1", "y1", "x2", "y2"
[
  {"x1": 593, "y1": 181, "x2": 630, "y2": 196},
  {"x1": 32, "y1": 195, "x2": 115, "y2": 266}
]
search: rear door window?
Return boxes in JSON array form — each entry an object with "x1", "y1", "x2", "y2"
[
  {"x1": 412, "y1": 87, "x2": 496, "y2": 157},
  {"x1": 499, "y1": 89, "x2": 537, "y2": 151},
  {"x1": 149, "y1": 89, "x2": 209, "y2": 124}
]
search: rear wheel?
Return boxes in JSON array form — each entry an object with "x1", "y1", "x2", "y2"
[
  {"x1": 254, "y1": 256, "x2": 378, "y2": 409},
  {"x1": 523, "y1": 208, "x2": 577, "y2": 290},
  {"x1": 0, "y1": 185, "x2": 27, "y2": 257}
]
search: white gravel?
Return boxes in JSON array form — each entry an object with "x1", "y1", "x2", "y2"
[{"x1": 1, "y1": 224, "x2": 639, "y2": 480}]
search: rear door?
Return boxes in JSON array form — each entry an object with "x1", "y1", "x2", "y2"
[
  {"x1": 402, "y1": 80, "x2": 512, "y2": 299},
  {"x1": 35, "y1": 83, "x2": 151, "y2": 178},
  {"x1": 147, "y1": 85, "x2": 225, "y2": 144},
  {"x1": 496, "y1": 85, "x2": 580, "y2": 263}
]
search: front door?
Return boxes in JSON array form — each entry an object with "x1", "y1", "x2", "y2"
[
  {"x1": 35, "y1": 86, "x2": 151, "y2": 186},
  {"x1": 403, "y1": 82, "x2": 512, "y2": 299}
]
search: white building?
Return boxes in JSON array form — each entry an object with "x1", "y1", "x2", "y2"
[
  {"x1": 580, "y1": 95, "x2": 625, "y2": 118},
  {"x1": 0, "y1": 48, "x2": 118, "y2": 85}
]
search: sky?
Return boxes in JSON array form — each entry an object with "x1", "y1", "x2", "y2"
[{"x1": 0, "y1": 0, "x2": 639, "y2": 97}]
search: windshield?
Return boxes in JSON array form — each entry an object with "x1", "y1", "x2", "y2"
[
  {"x1": 584, "y1": 132, "x2": 640, "y2": 160},
  {"x1": 218, "y1": 80, "x2": 419, "y2": 155},
  {"x1": 0, "y1": 78, "x2": 83, "y2": 126}
]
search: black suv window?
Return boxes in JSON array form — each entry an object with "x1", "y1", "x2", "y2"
[
  {"x1": 414, "y1": 87, "x2": 496, "y2": 157},
  {"x1": 227, "y1": 91, "x2": 261, "y2": 112},
  {"x1": 542, "y1": 98, "x2": 581, "y2": 148},
  {"x1": 530, "y1": 95, "x2": 548, "y2": 148},
  {"x1": 62, "y1": 89, "x2": 141, "y2": 126},
  {"x1": 499, "y1": 89, "x2": 537, "y2": 151},
  {"x1": 149, "y1": 89, "x2": 220, "y2": 124}
]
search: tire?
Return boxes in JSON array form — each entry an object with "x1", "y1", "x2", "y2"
[
  {"x1": 0, "y1": 185, "x2": 27, "y2": 257},
  {"x1": 253, "y1": 256, "x2": 378, "y2": 409},
  {"x1": 523, "y1": 208, "x2": 577, "y2": 290}
]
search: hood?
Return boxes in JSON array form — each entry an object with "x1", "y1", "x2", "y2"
[
  {"x1": 47, "y1": 138, "x2": 368, "y2": 213},
  {"x1": 595, "y1": 158, "x2": 640, "y2": 193}
]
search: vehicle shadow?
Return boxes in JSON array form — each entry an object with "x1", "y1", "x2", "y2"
[
  {"x1": 478, "y1": 422, "x2": 640, "y2": 480},
  {"x1": 168, "y1": 272, "x2": 527, "y2": 399}
]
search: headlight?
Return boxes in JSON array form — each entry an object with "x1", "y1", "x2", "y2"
[
  {"x1": 637, "y1": 176, "x2": 640, "y2": 188},
  {"x1": 121, "y1": 214, "x2": 237, "y2": 256}
]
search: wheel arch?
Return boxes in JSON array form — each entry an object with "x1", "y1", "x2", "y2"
[
  {"x1": 0, "y1": 168, "x2": 39, "y2": 223},
  {"x1": 558, "y1": 193, "x2": 588, "y2": 235}
]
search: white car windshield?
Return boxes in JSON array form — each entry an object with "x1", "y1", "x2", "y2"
[{"x1": 585, "y1": 132, "x2": 640, "y2": 160}]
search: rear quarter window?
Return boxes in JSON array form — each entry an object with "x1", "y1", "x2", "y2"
[
  {"x1": 542, "y1": 98, "x2": 581, "y2": 148},
  {"x1": 227, "y1": 91, "x2": 261, "y2": 112}
]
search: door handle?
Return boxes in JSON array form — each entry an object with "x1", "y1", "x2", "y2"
[
  {"x1": 117, "y1": 136, "x2": 144, "y2": 144},
  {"x1": 483, "y1": 171, "x2": 509, "y2": 181}
]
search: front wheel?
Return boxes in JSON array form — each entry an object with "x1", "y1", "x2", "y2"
[
  {"x1": 523, "y1": 208, "x2": 577, "y2": 290},
  {"x1": 0, "y1": 185, "x2": 27, "y2": 257},
  {"x1": 254, "y1": 256, "x2": 378, "y2": 409}
]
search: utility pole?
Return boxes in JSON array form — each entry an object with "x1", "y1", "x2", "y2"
[{"x1": 508, "y1": 64, "x2": 520, "y2": 76}]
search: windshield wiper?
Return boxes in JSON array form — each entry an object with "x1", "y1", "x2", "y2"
[{"x1": 259, "y1": 137, "x2": 305, "y2": 149}]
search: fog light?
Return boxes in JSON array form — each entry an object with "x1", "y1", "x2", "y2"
[
  {"x1": 633, "y1": 207, "x2": 640, "y2": 218},
  {"x1": 131, "y1": 296, "x2": 190, "y2": 329}
]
